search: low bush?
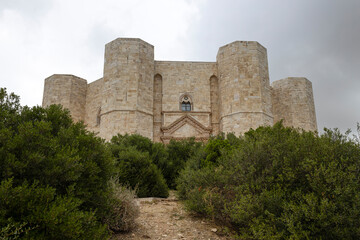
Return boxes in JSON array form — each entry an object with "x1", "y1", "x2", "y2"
[
  {"x1": 102, "y1": 179, "x2": 139, "y2": 232},
  {"x1": 164, "y1": 138, "x2": 202, "y2": 188},
  {"x1": 0, "y1": 179, "x2": 108, "y2": 239},
  {"x1": 110, "y1": 135, "x2": 169, "y2": 198},
  {"x1": 109, "y1": 133, "x2": 153, "y2": 154},
  {"x1": 108, "y1": 133, "x2": 202, "y2": 190},
  {"x1": 177, "y1": 122, "x2": 360, "y2": 239}
]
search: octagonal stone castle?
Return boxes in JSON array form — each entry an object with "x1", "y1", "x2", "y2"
[{"x1": 42, "y1": 38, "x2": 317, "y2": 143}]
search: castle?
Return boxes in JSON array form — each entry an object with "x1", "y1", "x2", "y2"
[{"x1": 42, "y1": 38, "x2": 317, "y2": 143}]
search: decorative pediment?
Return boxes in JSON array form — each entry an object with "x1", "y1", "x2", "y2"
[
  {"x1": 176, "y1": 123, "x2": 201, "y2": 136},
  {"x1": 161, "y1": 114, "x2": 212, "y2": 143},
  {"x1": 162, "y1": 114, "x2": 211, "y2": 134}
]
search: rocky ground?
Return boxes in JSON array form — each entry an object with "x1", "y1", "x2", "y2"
[{"x1": 113, "y1": 192, "x2": 231, "y2": 240}]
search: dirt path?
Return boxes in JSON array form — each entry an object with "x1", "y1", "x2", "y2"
[{"x1": 113, "y1": 193, "x2": 231, "y2": 240}]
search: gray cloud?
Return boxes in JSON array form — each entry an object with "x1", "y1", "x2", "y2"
[
  {"x1": 0, "y1": 0, "x2": 359, "y2": 134},
  {"x1": 0, "y1": 0, "x2": 52, "y2": 18},
  {"x1": 187, "y1": 0, "x2": 360, "y2": 133}
]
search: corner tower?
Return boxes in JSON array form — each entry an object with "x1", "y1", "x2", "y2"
[
  {"x1": 217, "y1": 41, "x2": 273, "y2": 135},
  {"x1": 42, "y1": 74, "x2": 87, "y2": 122},
  {"x1": 99, "y1": 38, "x2": 155, "y2": 140},
  {"x1": 271, "y1": 77, "x2": 317, "y2": 131}
]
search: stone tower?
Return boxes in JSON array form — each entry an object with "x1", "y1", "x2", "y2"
[
  {"x1": 271, "y1": 77, "x2": 317, "y2": 131},
  {"x1": 42, "y1": 37, "x2": 317, "y2": 142},
  {"x1": 99, "y1": 38, "x2": 154, "y2": 139},
  {"x1": 42, "y1": 74, "x2": 87, "y2": 122},
  {"x1": 217, "y1": 41, "x2": 273, "y2": 136}
]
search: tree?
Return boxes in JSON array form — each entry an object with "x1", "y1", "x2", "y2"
[{"x1": 0, "y1": 88, "x2": 136, "y2": 239}]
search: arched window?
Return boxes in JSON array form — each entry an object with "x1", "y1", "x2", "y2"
[
  {"x1": 96, "y1": 107, "x2": 101, "y2": 126},
  {"x1": 180, "y1": 94, "x2": 192, "y2": 111}
]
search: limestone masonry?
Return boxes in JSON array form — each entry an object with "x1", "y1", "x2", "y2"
[{"x1": 42, "y1": 38, "x2": 317, "y2": 142}]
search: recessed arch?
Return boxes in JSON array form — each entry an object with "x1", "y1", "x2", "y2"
[
  {"x1": 210, "y1": 75, "x2": 220, "y2": 135},
  {"x1": 210, "y1": 74, "x2": 218, "y2": 79},
  {"x1": 153, "y1": 74, "x2": 163, "y2": 142},
  {"x1": 154, "y1": 73, "x2": 162, "y2": 79},
  {"x1": 96, "y1": 107, "x2": 101, "y2": 126}
]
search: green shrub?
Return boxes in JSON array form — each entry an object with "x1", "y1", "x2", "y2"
[
  {"x1": 164, "y1": 138, "x2": 202, "y2": 188},
  {"x1": 201, "y1": 135, "x2": 232, "y2": 167},
  {"x1": 110, "y1": 133, "x2": 153, "y2": 154},
  {"x1": 177, "y1": 122, "x2": 360, "y2": 239},
  {"x1": 0, "y1": 220, "x2": 34, "y2": 240},
  {"x1": 150, "y1": 142, "x2": 169, "y2": 177},
  {"x1": 117, "y1": 149, "x2": 168, "y2": 198},
  {"x1": 110, "y1": 136, "x2": 169, "y2": 198},
  {"x1": 0, "y1": 178, "x2": 108, "y2": 240},
  {"x1": 0, "y1": 104, "x2": 116, "y2": 216},
  {"x1": 0, "y1": 88, "x2": 138, "y2": 238},
  {"x1": 109, "y1": 134, "x2": 202, "y2": 190}
]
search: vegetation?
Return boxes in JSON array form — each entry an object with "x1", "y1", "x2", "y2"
[
  {"x1": 0, "y1": 88, "x2": 137, "y2": 239},
  {"x1": 109, "y1": 134, "x2": 169, "y2": 198},
  {"x1": 164, "y1": 138, "x2": 202, "y2": 188},
  {"x1": 177, "y1": 122, "x2": 360, "y2": 239},
  {"x1": 2, "y1": 87, "x2": 360, "y2": 239},
  {"x1": 108, "y1": 134, "x2": 202, "y2": 195}
]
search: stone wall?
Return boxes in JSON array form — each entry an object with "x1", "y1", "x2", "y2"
[
  {"x1": 84, "y1": 78, "x2": 103, "y2": 133},
  {"x1": 155, "y1": 61, "x2": 217, "y2": 113},
  {"x1": 100, "y1": 111, "x2": 137, "y2": 138},
  {"x1": 154, "y1": 61, "x2": 216, "y2": 136}
]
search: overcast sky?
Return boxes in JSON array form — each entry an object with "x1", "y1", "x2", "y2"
[{"x1": 1, "y1": 0, "x2": 359, "y2": 134}]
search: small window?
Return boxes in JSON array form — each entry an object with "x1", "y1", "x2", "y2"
[
  {"x1": 181, "y1": 102, "x2": 191, "y2": 111},
  {"x1": 180, "y1": 94, "x2": 192, "y2": 111}
]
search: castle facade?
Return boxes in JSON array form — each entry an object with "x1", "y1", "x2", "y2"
[{"x1": 42, "y1": 38, "x2": 317, "y2": 142}]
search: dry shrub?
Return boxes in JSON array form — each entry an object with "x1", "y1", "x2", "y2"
[{"x1": 104, "y1": 180, "x2": 139, "y2": 232}]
